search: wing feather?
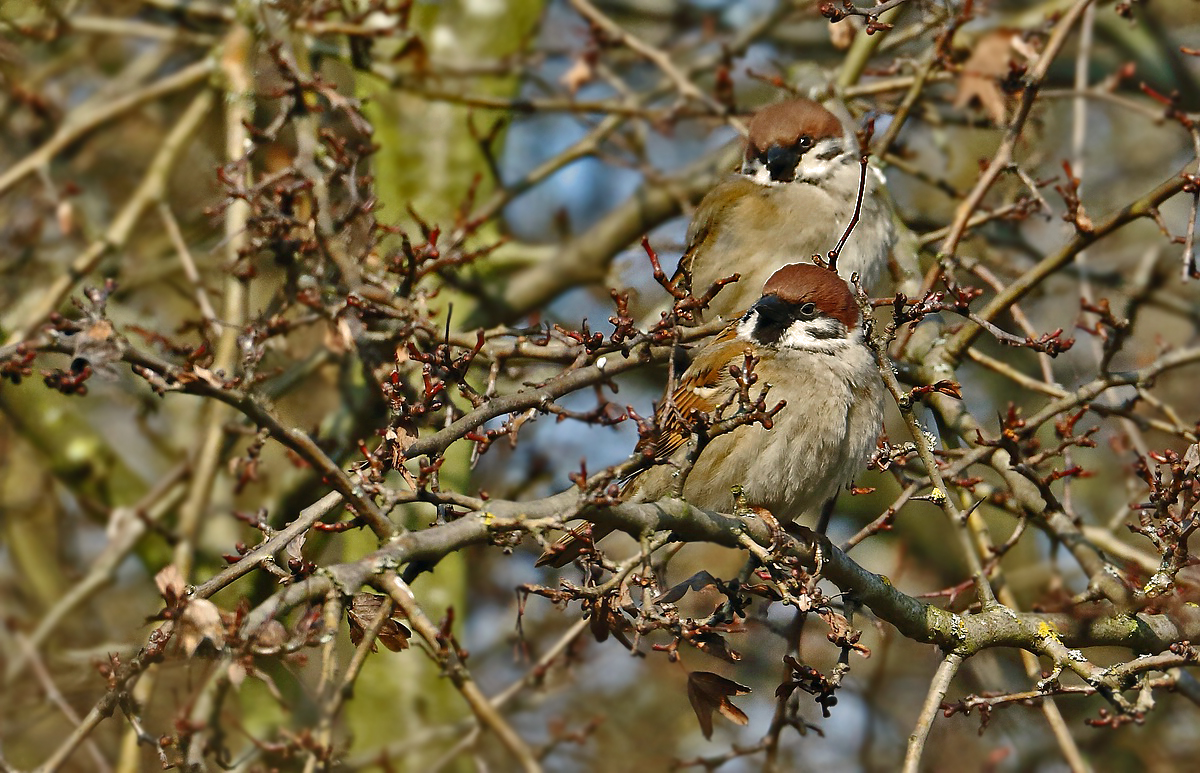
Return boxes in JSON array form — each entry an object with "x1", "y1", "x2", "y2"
[
  {"x1": 640, "y1": 327, "x2": 746, "y2": 465},
  {"x1": 672, "y1": 175, "x2": 756, "y2": 289}
]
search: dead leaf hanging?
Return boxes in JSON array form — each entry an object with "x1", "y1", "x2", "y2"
[
  {"x1": 347, "y1": 593, "x2": 411, "y2": 652},
  {"x1": 686, "y1": 671, "x2": 751, "y2": 739}
]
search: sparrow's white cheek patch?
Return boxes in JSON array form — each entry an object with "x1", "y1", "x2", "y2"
[
  {"x1": 743, "y1": 162, "x2": 783, "y2": 187},
  {"x1": 778, "y1": 320, "x2": 853, "y2": 355},
  {"x1": 797, "y1": 158, "x2": 835, "y2": 184},
  {"x1": 736, "y1": 312, "x2": 761, "y2": 341},
  {"x1": 796, "y1": 138, "x2": 852, "y2": 184}
]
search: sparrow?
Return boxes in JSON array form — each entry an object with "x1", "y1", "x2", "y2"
[
  {"x1": 537, "y1": 263, "x2": 884, "y2": 568},
  {"x1": 676, "y1": 97, "x2": 899, "y2": 322}
]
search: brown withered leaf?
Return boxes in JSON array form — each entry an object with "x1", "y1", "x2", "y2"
[
  {"x1": 56, "y1": 200, "x2": 76, "y2": 237},
  {"x1": 284, "y1": 532, "x2": 307, "y2": 564},
  {"x1": 588, "y1": 597, "x2": 610, "y2": 643},
  {"x1": 347, "y1": 593, "x2": 411, "y2": 652},
  {"x1": 931, "y1": 379, "x2": 962, "y2": 399},
  {"x1": 178, "y1": 598, "x2": 226, "y2": 656},
  {"x1": 1184, "y1": 443, "x2": 1199, "y2": 476},
  {"x1": 829, "y1": 19, "x2": 855, "y2": 50},
  {"x1": 742, "y1": 583, "x2": 783, "y2": 601},
  {"x1": 585, "y1": 595, "x2": 637, "y2": 650},
  {"x1": 611, "y1": 587, "x2": 640, "y2": 649},
  {"x1": 154, "y1": 564, "x2": 185, "y2": 605},
  {"x1": 687, "y1": 671, "x2": 751, "y2": 739},
  {"x1": 658, "y1": 570, "x2": 721, "y2": 605},
  {"x1": 954, "y1": 30, "x2": 1016, "y2": 125},
  {"x1": 560, "y1": 55, "x2": 595, "y2": 95},
  {"x1": 691, "y1": 631, "x2": 742, "y2": 663},
  {"x1": 249, "y1": 619, "x2": 287, "y2": 654},
  {"x1": 393, "y1": 35, "x2": 429, "y2": 72}
]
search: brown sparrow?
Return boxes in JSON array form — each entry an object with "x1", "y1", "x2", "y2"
[
  {"x1": 537, "y1": 263, "x2": 884, "y2": 568},
  {"x1": 677, "y1": 98, "x2": 898, "y2": 322}
]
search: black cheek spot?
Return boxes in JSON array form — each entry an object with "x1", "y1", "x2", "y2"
[{"x1": 808, "y1": 320, "x2": 847, "y2": 340}]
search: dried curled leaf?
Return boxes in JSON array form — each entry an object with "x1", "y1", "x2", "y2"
[
  {"x1": 686, "y1": 671, "x2": 750, "y2": 739},
  {"x1": 178, "y1": 599, "x2": 226, "y2": 656},
  {"x1": 828, "y1": 18, "x2": 855, "y2": 50},
  {"x1": 587, "y1": 595, "x2": 636, "y2": 650},
  {"x1": 691, "y1": 631, "x2": 742, "y2": 663},
  {"x1": 284, "y1": 532, "x2": 307, "y2": 564},
  {"x1": 658, "y1": 570, "x2": 721, "y2": 605},
  {"x1": 930, "y1": 379, "x2": 963, "y2": 399},
  {"x1": 347, "y1": 593, "x2": 411, "y2": 652},
  {"x1": 250, "y1": 620, "x2": 287, "y2": 654},
  {"x1": 154, "y1": 564, "x2": 186, "y2": 604},
  {"x1": 560, "y1": 55, "x2": 595, "y2": 95},
  {"x1": 953, "y1": 29, "x2": 1016, "y2": 125}
]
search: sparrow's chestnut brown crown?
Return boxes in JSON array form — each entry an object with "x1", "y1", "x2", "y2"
[
  {"x1": 745, "y1": 99, "x2": 845, "y2": 182},
  {"x1": 758, "y1": 262, "x2": 859, "y2": 331}
]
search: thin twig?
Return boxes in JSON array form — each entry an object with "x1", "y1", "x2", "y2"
[
  {"x1": 3, "y1": 87, "x2": 216, "y2": 345},
  {"x1": 566, "y1": 0, "x2": 730, "y2": 119},
  {"x1": 172, "y1": 27, "x2": 254, "y2": 581},
  {"x1": 378, "y1": 574, "x2": 543, "y2": 773},
  {"x1": 902, "y1": 652, "x2": 962, "y2": 773},
  {"x1": 0, "y1": 58, "x2": 213, "y2": 198},
  {"x1": 425, "y1": 617, "x2": 591, "y2": 773},
  {"x1": 16, "y1": 634, "x2": 112, "y2": 773},
  {"x1": 158, "y1": 202, "x2": 219, "y2": 333}
]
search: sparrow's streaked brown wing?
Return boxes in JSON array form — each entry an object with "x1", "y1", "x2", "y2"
[{"x1": 637, "y1": 328, "x2": 745, "y2": 467}]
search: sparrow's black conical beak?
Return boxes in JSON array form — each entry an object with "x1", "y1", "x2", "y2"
[
  {"x1": 765, "y1": 144, "x2": 801, "y2": 183},
  {"x1": 747, "y1": 294, "x2": 791, "y2": 345},
  {"x1": 749, "y1": 294, "x2": 790, "y2": 323}
]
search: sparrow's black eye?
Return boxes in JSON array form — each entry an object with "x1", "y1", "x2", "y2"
[
  {"x1": 797, "y1": 136, "x2": 813, "y2": 150},
  {"x1": 797, "y1": 302, "x2": 818, "y2": 319}
]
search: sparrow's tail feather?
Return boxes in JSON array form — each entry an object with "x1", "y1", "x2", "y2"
[{"x1": 534, "y1": 522, "x2": 615, "y2": 568}]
